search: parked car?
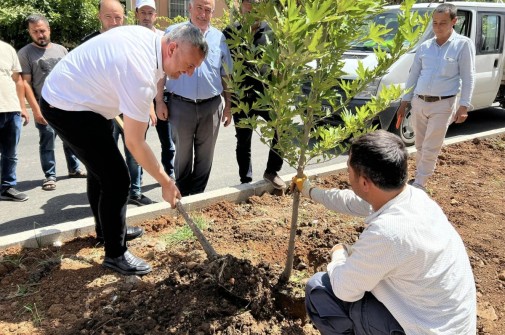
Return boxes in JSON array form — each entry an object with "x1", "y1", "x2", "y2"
[{"x1": 315, "y1": 1, "x2": 505, "y2": 145}]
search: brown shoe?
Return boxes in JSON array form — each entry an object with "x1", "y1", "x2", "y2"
[
  {"x1": 263, "y1": 172, "x2": 286, "y2": 190},
  {"x1": 68, "y1": 169, "x2": 87, "y2": 178}
]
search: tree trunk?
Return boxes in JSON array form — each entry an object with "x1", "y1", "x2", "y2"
[{"x1": 280, "y1": 190, "x2": 301, "y2": 283}]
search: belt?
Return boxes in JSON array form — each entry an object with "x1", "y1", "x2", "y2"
[
  {"x1": 417, "y1": 95, "x2": 455, "y2": 102},
  {"x1": 169, "y1": 93, "x2": 219, "y2": 104}
]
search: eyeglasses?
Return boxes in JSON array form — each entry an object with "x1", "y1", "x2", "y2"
[{"x1": 194, "y1": 5, "x2": 214, "y2": 15}]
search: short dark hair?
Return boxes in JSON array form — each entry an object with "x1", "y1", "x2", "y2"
[
  {"x1": 167, "y1": 23, "x2": 208, "y2": 58},
  {"x1": 349, "y1": 130, "x2": 408, "y2": 190},
  {"x1": 434, "y1": 3, "x2": 457, "y2": 20},
  {"x1": 26, "y1": 14, "x2": 49, "y2": 27}
]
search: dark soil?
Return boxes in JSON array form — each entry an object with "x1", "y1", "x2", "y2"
[{"x1": 1, "y1": 135, "x2": 504, "y2": 335}]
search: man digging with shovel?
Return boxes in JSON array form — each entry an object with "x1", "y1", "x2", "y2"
[{"x1": 40, "y1": 24, "x2": 208, "y2": 276}]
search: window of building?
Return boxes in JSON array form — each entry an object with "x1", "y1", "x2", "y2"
[{"x1": 169, "y1": 0, "x2": 189, "y2": 18}]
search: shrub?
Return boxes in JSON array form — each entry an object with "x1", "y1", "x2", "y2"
[
  {"x1": 1, "y1": 1, "x2": 231, "y2": 50},
  {"x1": 0, "y1": 0, "x2": 99, "y2": 50}
]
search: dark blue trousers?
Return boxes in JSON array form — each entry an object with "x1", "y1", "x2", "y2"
[{"x1": 305, "y1": 272, "x2": 405, "y2": 335}]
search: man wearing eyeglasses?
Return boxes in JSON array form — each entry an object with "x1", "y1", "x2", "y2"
[{"x1": 155, "y1": 0, "x2": 233, "y2": 197}]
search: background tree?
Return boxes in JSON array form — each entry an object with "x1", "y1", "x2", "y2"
[
  {"x1": 0, "y1": 0, "x2": 229, "y2": 50},
  {"x1": 0, "y1": 0, "x2": 99, "y2": 49},
  {"x1": 225, "y1": 0, "x2": 427, "y2": 282}
]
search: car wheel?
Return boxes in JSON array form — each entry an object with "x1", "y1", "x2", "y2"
[{"x1": 389, "y1": 107, "x2": 415, "y2": 146}]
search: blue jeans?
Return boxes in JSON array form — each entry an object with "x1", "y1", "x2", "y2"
[
  {"x1": 0, "y1": 112, "x2": 21, "y2": 191},
  {"x1": 305, "y1": 272, "x2": 405, "y2": 335},
  {"x1": 35, "y1": 121, "x2": 81, "y2": 179},
  {"x1": 112, "y1": 120, "x2": 142, "y2": 197}
]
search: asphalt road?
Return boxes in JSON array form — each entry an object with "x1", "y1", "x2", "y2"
[{"x1": 1, "y1": 106, "x2": 505, "y2": 238}]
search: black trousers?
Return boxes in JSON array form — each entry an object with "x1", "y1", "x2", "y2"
[
  {"x1": 40, "y1": 98, "x2": 129, "y2": 258},
  {"x1": 232, "y1": 99, "x2": 283, "y2": 183}
]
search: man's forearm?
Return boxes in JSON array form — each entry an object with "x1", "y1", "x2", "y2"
[
  {"x1": 14, "y1": 73, "x2": 26, "y2": 111},
  {"x1": 458, "y1": 43, "x2": 475, "y2": 108},
  {"x1": 23, "y1": 81, "x2": 41, "y2": 115},
  {"x1": 155, "y1": 76, "x2": 166, "y2": 103},
  {"x1": 221, "y1": 76, "x2": 231, "y2": 110},
  {"x1": 311, "y1": 188, "x2": 373, "y2": 217}
]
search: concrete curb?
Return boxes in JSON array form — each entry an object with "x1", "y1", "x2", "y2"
[{"x1": 1, "y1": 127, "x2": 504, "y2": 250}]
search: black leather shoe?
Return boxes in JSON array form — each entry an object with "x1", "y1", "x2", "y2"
[
  {"x1": 96, "y1": 226, "x2": 144, "y2": 243},
  {"x1": 102, "y1": 250, "x2": 152, "y2": 276},
  {"x1": 128, "y1": 194, "x2": 155, "y2": 206},
  {"x1": 125, "y1": 226, "x2": 144, "y2": 240}
]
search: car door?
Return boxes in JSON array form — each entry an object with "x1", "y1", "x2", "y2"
[{"x1": 472, "y1": 11, "x2": 505, "y2": 109}]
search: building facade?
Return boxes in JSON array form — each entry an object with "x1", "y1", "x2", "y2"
[{"x1": 125, "y1": 0, "x2": 228, "y2": 19}]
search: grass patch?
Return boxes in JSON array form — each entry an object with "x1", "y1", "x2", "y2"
[
  {"x1": 14, "y1": 283, "x2": 40, "y2": 298},
  {"x1": 0, "y1": 254, "x2": 25, "y2": 267},
  {"x1": 23, "y1": 303, "x2": 43, "y2": 326},
  {"x1": 289, "y1": 269, "x2": 308, "y2": 284},
  {"x1": 162, "y1": 215, "x2": 209, "y2": 246}
]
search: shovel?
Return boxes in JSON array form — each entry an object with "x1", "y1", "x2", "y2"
[
  {"x1": 115, "y1": 115, "x2": 263, "y2": 303},
  {"x1": 113, "y1": 115, "x2": 217, "y2": 259},
  {"x1": 176, "y1": 201, "x2": 218, "y2": 260}
]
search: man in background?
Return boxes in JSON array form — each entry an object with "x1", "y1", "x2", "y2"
[
  {"x1": 224, "y1": 0, "x2": 285, "y2": 189},
  {"x1": 0, "y1": 40, "x2": 30, "y2": 202},
  {"x1": 396, "y1": 3, "x2": 475, "y2": 191},
  {"x1": 81, "y1": 0, "x2": 124, "y2": 43},
  {"x1": 136, "y1": 0, "x2": 177, "y2": 181},
  {"x1": 156, "y1": 0, "x2": 233, "y2": 196},
  {"x1": 18, "y1": 14, "x2": 86, "y2": 191}
]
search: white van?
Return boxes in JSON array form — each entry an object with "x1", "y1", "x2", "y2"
[{"x1": 322, "y1": 1, "x2": 505, "y2": 145}]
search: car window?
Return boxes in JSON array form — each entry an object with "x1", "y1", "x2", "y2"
[
  {"x1": 350, "y1": 8, "x2": 433, "y2": 52},
  {"x1": 479, "y1": 14, "x2": 502, "y2": 53}
]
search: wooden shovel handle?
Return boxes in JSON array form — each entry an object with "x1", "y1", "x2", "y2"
[
  {"x1": 115, "y1": 115, "x2": 217, "y2": 259},
  {"x1": 176, "y1": 202, "x2": 218, "y2": 259}
]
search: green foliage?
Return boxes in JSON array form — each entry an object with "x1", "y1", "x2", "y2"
[
  {"x1": 225, "y1": 0, "x2": 427, "y2": 281},
  {"x1": 162, "y1": 215, "x2": 209, "y2": 246},
  {"x1": 0, "y1": 3, "x2": 38, "y2": 48},
  {"x1": 154, "y1": 15, "x2": 188, "y2": 30},
  {"x1": 226, "y1": 0, "x2": 428, "y2": 172},
  {"x1": 0, "y1": 0, "x2": 99, "y2": 50},
  {"x1": 212, "y1": 8, "x2": 231, "y2": 31},
  {"x1": 23, "y1": 303, "x2": 43, "y2": 326},
  {"x1": 1, "y1": 0, "x2": 230, "y2": 50}
]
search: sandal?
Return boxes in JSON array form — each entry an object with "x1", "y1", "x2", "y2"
[{"x1": 42, "y1": 179, "x2": 56, "y2": 191}]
